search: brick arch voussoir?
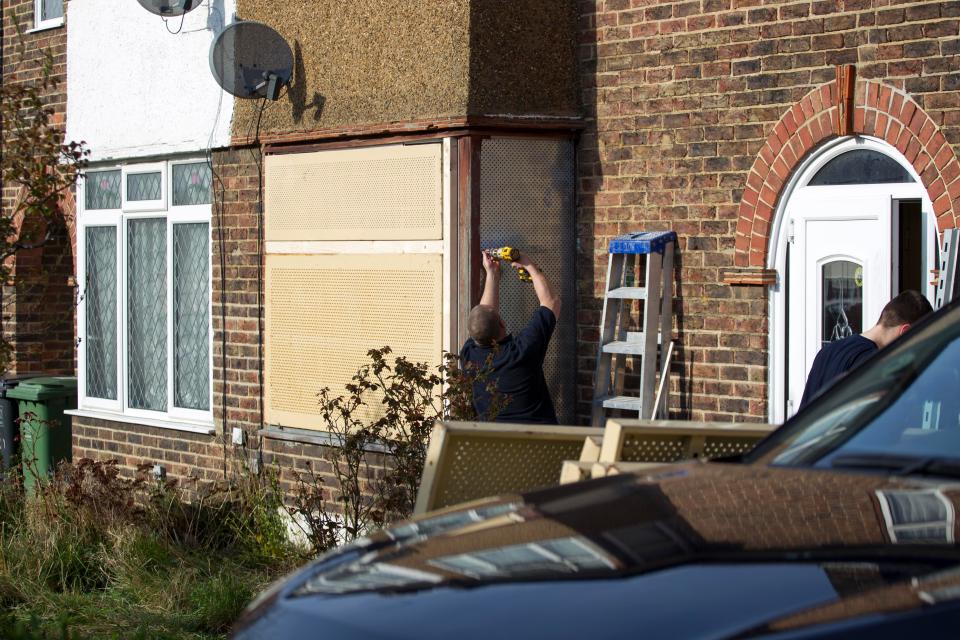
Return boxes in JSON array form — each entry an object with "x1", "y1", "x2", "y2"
[
  {"x1": 734, "y1": 79, "x2": 960, "y2": 269},
  {"x1": 5, "y1": 185, "x2": 79, "y2": 277}
]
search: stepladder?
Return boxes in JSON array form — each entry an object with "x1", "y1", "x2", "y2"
[
  {"x1": 592, "y1": 231, "x2": 676, "y2": 428},
  {"x1": 935, "y1": 228, "x2": 960, "y2": 309}
]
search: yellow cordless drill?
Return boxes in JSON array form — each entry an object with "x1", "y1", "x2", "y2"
[{"x1": 485, "y1": 246, "x2": 533, "y2": 282}]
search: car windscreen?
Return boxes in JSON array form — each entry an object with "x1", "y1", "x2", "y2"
[{"x1": 749, "y1": 303, "x2": 960, "y2": 469}]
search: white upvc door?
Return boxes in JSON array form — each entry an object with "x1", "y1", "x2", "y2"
[
  {"x1": 770, "y1": 136, "x2": 938, "y2": 424},
  {"x1": 786, "y1": 189, "x2": 893, "y2": 415}
]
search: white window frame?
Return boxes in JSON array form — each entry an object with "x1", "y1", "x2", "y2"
[
  {"x1": 33, "y1": 0, "x2": 64, "y2": 31},
  {"x1": 77, "y1": 158, "x2": 213, "y2": 427}
]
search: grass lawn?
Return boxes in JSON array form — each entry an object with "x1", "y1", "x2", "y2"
[{"x1": 0, "y1": 460, "x2": 305, "y2": 640}]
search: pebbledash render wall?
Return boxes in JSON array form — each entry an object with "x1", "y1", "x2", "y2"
[
  {"x1": 233, "y1": 0, "x2": 579, "y2": 139},
  {"x1": 1, "y1": 0, "x2": 75, "y2": 378},
  {"x1": 575, "y1": 0, "x2": 960, "y2": 423}
]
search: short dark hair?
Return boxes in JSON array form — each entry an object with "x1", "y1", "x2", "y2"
[
  {"x1": 878, "y1": 290, "x2": 933, "y2": 327},
  {"x1": 468, "y1": 305, "x2": 501, "y2": 346}
]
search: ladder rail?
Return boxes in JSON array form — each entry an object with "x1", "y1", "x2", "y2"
[
  {"x1": 639, "y1": 250, "x2": 663, "y2": 418},
  {"x1": 592, "y1": 253, "x2": 625, "y2": 426}
]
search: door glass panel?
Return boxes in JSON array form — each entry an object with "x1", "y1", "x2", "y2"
[
  {"x1": 809, "y1": 149, "x2": 914, "y2": 186},
  {"x1": 822, "y1": 260, "x2": 863, "y2": 347}
]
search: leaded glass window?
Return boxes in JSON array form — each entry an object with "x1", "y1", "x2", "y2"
[
  {"x1": 173, "y1": 224, "x2": 210, "y2": 410},
  {"x1": 85, "y1": 227, "x2": 117, "y2": 400},
  {"x1": 85, "y1": 170, "x2": 121, "y2": 210},
  {"x1": 172, "y1": 163, "x2": 213, "y2": 206},
  {"x1": 80, "y1": 160, "x2": 211, "y2": 421},
  {"x1": 127, "y1": 172, "x2": 162, "y2": 202},
  {"x1": 809, "y1": 149, "x2": 915, "y2": 186},
  {"x1": 127, "y1": 219, "x2": 167, "y2": 411},
  {"x1": 821, "y1": 260, "x2": 863, "y2": 348}
]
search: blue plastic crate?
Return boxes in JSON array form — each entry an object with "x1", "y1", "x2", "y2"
[{"x1": 608, "y1": 231, "x2": 677, "y2": 255}]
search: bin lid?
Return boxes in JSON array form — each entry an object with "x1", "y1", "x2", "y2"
[
  {"x1": 7, "y1": 376, "x2": 79, "y2": 401},
  {"x1": 0, "y1": 375, "x2": 32, "y2": 392}
]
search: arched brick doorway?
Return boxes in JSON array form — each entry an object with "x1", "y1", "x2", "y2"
[
  {"x1": 8, "y1": 188, "x2": 77, "y2": 376},
  {"x1": 731, "y1": 69, "x2": 960, "y2": 423},
  {"x1": 733, "y1": 73, "x2": 960, "y2": 274}
]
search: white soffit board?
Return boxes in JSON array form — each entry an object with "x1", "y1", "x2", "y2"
[
  {"x1": 265, "y1": 144, "x2": 443, "y2": 241},
  {"x1": 265, "y1": 253, "x2": 443, "y2": 430}
]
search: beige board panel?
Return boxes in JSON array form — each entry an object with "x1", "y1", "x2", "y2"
[
  {"x1": 265, "y1": 144, "x2": 443, "y2": 241},
  {"x1": 265, "y1": 253, "x2": 443, "y2": 430}
]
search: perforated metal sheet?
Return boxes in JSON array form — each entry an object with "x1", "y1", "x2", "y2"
[
  {"x1": 265, "y1": 254, "x2": 443, "y2": 430},
  {"x1": 479, "y1": 138, "x2": 576, "y2": 424},
  {"x1": 265, "y1": 143, "x2": 443, "y2": 241}
]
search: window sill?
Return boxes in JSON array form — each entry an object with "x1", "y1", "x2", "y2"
[
  {"x1": 26, "y1": 18, "x2": 64, "y2": 33},
  {"x1": 260, "y1": 426, "x2": 389, "y2": 453},
  {"x1": 65, "y1": 409, "x2": 216, "y2": 435}
]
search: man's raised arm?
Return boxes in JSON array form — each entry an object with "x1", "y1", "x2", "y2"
[
  {"x1": 479, "y1": 250, "x2": 501, "y2": 310},
  {"x1": 512, "y1": 254, "x2": 560, "y2": 317}
]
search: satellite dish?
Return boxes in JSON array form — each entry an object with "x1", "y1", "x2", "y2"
[
  {"x1": 209, "y1": 21, "x2": 293, "y2": 101},
  {"x1": 136, "y1": 0, "x2": 202, "y2": 17}
]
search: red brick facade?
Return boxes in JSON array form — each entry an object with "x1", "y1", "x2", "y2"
[
  {"x1": 576, "y1": 0, "x2": 960, "y2": 423},
  {"x1": 1, "y1": 0, "x2": 75, "y2": 377}
]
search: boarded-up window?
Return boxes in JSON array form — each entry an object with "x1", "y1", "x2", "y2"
[
  {"x1": 265, "y1": 143, "x2": 443, "y2": 241},
  {"x1": 264, "y1": 253, "x2": 443, "y2": 430}
]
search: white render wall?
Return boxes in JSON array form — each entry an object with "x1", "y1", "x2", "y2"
[{"x1": 67, "y1": 0, "x2": 236, "y2": 162}]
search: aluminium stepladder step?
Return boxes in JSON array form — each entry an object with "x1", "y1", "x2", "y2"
[{"x1": 591, "y1": 231, "x2": 676, "y2": 428}]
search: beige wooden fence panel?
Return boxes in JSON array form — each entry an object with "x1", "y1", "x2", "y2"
[{"x1": 414, "y1": 421, "x2": 602, "y2": 515}]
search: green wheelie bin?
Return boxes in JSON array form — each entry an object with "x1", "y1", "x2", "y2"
[{"x1": 8, "y1": 376, "x2": 77, "y2": 495}]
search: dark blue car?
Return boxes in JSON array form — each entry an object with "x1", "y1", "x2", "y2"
[{"x1": 233, "y1": 300, "x2": 960, "y2": 639}]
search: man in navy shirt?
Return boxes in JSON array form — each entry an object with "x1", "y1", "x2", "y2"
[
  {"x1": 460, "y1": 250, "x2": 561, "y2": 424},
  {"x1": 800, "y1": 290, "x2": 932, "y2": 409}
]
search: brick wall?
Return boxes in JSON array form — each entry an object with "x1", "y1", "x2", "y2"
[
  {"x1": 72, "y1": 417, "x2": 226, "y2": 485},
  {"x1": 210, "y1": 146, "x2": 263, "y2": 442},
  {"x1": 1, "y1": 0, "x2": 74, "y2": 377},
  {"x1": 576, "y1": 0, "x2": 960, "y2": 423}
]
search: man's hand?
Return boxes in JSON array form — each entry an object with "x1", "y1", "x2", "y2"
[
  {"x1": 482, "y1": 250, "x2": 501, "y2": 276},
  {"x1": 509, "y1": 253, "x2": 533, "y2": 270}
]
